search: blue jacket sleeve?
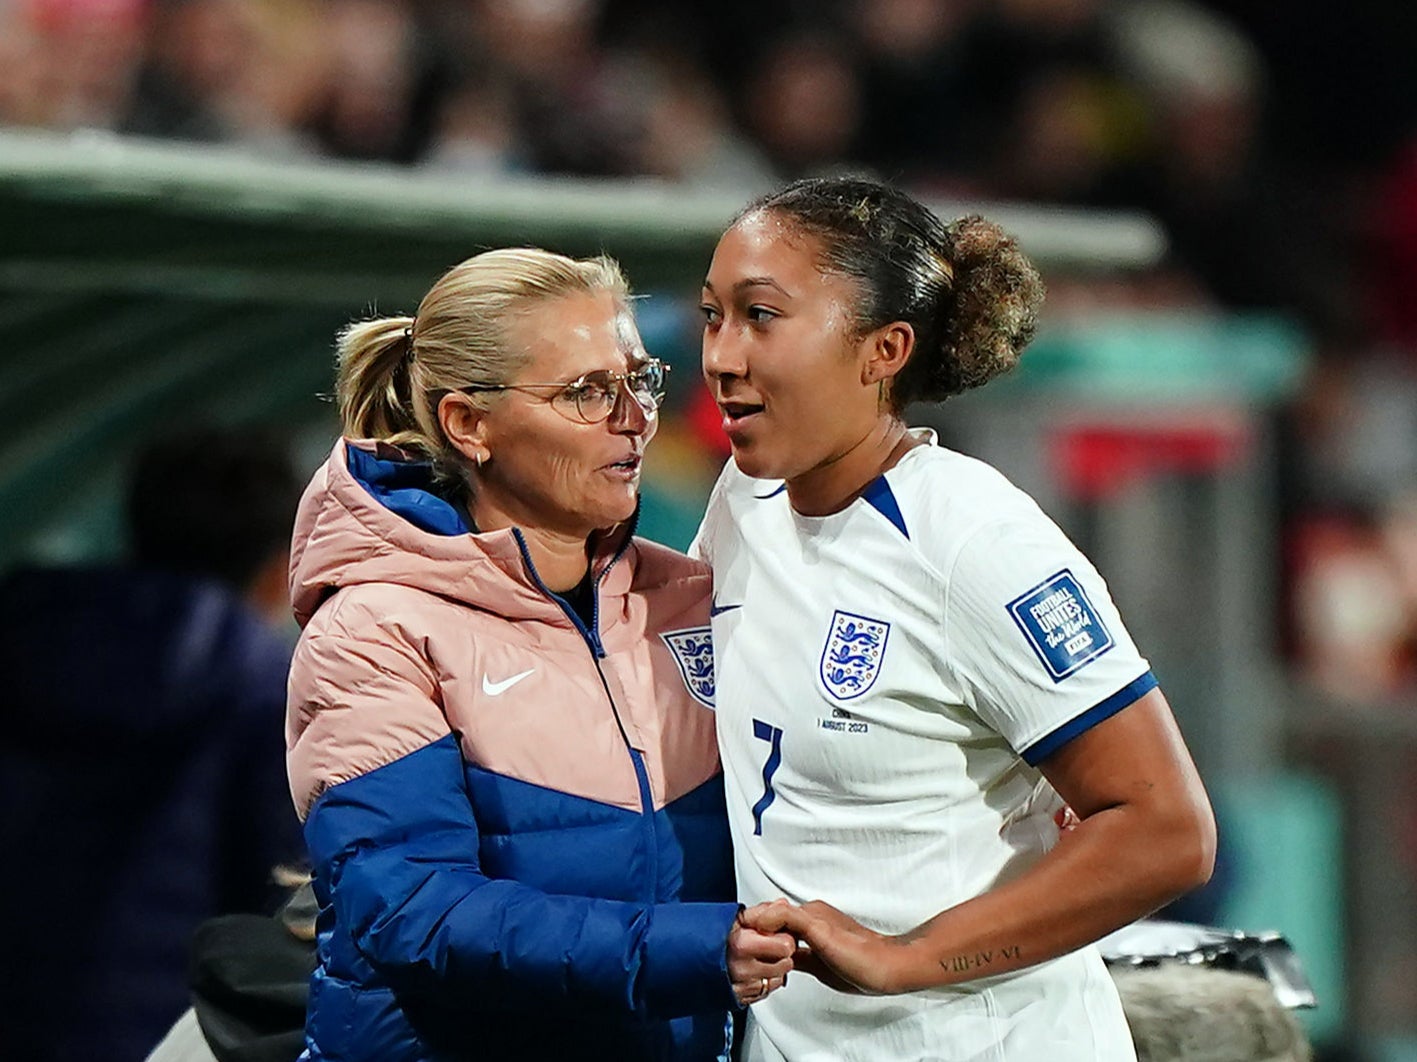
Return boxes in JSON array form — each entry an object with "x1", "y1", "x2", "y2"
[{"x1": 304, "y1": 732, "x2": 741, "y2": 1020}]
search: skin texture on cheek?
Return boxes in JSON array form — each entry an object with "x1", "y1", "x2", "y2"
[
  {"x1": 782, "y1": 304, "x2": 871, "y2": 459},
  {"x1": 819, "y1": 295, "x2": 858, "y2": 359},
  {"x1": 495, "y1": 433, "x2": 636, "y2": 537},
  {"x1": 547, "y1": 451, "x2": 605, "y2": 527}
]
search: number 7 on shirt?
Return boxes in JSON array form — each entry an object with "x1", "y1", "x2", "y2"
[{"x1": 751, "y1": 719, "x2": 783, "y2": 836}]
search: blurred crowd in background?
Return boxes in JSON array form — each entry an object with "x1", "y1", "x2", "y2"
[{"x1": 3, "y1": 0, "x2": 1417, "y2": 700}]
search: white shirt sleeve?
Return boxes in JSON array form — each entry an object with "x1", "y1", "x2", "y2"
[{"x1": 942, "y1": 513, "x2": 1156, "y2": 764}]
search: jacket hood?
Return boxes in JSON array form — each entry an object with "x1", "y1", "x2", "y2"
[{"x1": 289, "y1": 439, "x2": 639, "y2": 628}]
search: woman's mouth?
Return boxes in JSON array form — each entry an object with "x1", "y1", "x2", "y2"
[
  {"x1": 603, "y1": 454, "x2": 642, "y2": 480},
  {"x1": 720, "y1": 400, "x2": 764, "y2": 436}
]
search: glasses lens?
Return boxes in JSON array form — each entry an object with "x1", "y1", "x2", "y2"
[
  {"x1": 630, "y1": 361, "x2": 666, "y2": 408},
  {"x1": 561, "y1": 373, "x2": 617, "y2": 423},
  {"x1": 554, "y1": 362, "x2": 668, "y2": 423}
]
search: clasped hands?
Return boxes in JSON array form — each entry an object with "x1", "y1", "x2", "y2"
[
  {"x1": 727, "y1": 898, "x2": 910, "y2": 1006},
  {"x1": 728, "y1": 807, "x2": 1078, "y2": 1004}
]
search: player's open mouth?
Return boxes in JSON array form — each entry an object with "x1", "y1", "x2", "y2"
[{"x1": 719, "y1": 401, "x2": 764, "y2": 431}]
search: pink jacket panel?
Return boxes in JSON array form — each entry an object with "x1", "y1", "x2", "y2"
[{"x1": 286, "y1": 440, "x2": 719, "y2": 819}]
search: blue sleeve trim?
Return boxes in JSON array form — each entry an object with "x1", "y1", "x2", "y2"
[
  {"x1": 1020, "y1": 670, "x2": 1158, "y2": 766},
  {"x1": 861, "y1": 476, "x2": 909, "y2": 539}
]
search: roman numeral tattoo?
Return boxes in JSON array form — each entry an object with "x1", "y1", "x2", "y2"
[{"x1": 940, "y1": 944, "x2": 1022, "y2": 974}]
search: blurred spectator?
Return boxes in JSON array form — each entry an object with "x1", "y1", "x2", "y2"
[
  {"x1": 233, "y1": 0, "x2": 329, "y2": 157},
  {"x1": 0, "y1": 6, "x2": 51, "y2": 128},
  {"x1": 0, "y1": 0, "x2": 147, "y2": 132},
  {"x1": 0, "y1": 425, "x2": 306, "y2": 1062},
  {"x1": 848, "y1": 0, "x2": 985, "y2": 184},
  {"x1": 1105, "y1": 0, "x2": 1352, "y2": 329},
  {"x1": 306, "y1": 0, "x2": 426, "y2": 161},
  {"x1": 741, "y1": 32, "x2": 863, "y2": 178},
  {"x1": 422, "y1": 68, "x2": 523, "y2": 175},
  {"x1": 126, "y1": 0, "x2": 326, "y2": 151},
  {"x1": 471, "y1": 0, "x2": 602, "y2": 86},
  {"x1": 1109, "y1": 0, "x2": 1275, "y2": 302},
  {"x1": 620, "y1": 52, "x2": 774, "y2": 187},
  {"x1": 966, "y1": 0, "x2": 1118, "y2": 143},
  {"x1": 123, "y1": 0, "x2": 262, "y2": 143},
  {"x1": 986, "y1": 63, "x2": 1147, "y2": 205},
  {"x1": 1289, "y1": 512, "x2": 1414, "y2": 702},
  {"x1": 468, "y1": 0, "x2": 631, "y2": 174}
]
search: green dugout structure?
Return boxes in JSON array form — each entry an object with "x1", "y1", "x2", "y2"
[{"x1": 0, "y1": 128, "x2": 1165, "y2": 565}]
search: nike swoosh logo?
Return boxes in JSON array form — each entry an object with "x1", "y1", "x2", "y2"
[
  {"x1": 482, "y1": 668, "x2": 535, "y2": 696},
  {"x1": 710, "y1": 602, "x2": 742, "y2": 617}
]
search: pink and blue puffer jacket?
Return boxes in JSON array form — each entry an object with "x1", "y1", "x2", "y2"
[{"x1": 286, "y1": 440, "x2": 738, "y2": 1061}]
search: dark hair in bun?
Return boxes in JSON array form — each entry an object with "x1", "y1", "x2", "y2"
[{"x1": 739, "y1": 177, "x2": 1045, "y2": 411}]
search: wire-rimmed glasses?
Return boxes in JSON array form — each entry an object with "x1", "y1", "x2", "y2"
[{"x1": 461, "y1": 358, "x2": 669, "y2": 424}]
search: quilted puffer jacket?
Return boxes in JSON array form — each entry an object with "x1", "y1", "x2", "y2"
[{"x1": 286, "y1": 440, "x2": 738, "y2": 1062}]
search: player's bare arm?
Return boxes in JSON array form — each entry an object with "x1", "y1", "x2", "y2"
[{"x1": 743, "y1": 688, "x2": 1215, "y2": 994}]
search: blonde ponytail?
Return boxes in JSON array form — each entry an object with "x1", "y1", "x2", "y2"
[{"x1": 335, "y1": 316, "x2": 431, "y2": 452}]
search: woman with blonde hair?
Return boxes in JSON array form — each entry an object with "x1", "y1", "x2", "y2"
[{"x1": 285, "y1": 247, "x2": 793, "y2": 1062}]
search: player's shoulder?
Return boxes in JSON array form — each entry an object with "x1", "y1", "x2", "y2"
[{"x1": 888, "y1": 433, "x2": 1048, "y2": 548}]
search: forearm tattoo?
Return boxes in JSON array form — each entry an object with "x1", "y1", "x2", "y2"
[{"x1": 939, "y1": 944, "x2": 1022, "y2": 975}]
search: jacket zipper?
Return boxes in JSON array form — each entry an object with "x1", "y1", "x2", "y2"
[{"x1": 511, "y1": 528, "x2": 659, "y2": 901}]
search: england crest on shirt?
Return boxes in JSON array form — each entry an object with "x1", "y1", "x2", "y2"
[
  {"x1": 661, "y1": 627, "x2": 715, "y2": 708},
  {"x1": 819, "y1": 610, "x2": 890, "y2": 700}
]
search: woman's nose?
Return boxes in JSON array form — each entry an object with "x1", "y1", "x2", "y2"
[
  {"x1": 608, "y1": 380, "x2": 651, "y2": 433},
  {"x1": 702, "y1": 328, "x2": 746, "y2": 381}
]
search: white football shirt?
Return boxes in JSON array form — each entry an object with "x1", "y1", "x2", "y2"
[{"x1": 692, "y1": 431, "x2": 1148, "y2": 1062}]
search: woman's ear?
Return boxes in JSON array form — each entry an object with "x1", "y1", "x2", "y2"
[
  {"x1": 438, "y1": 392, "x2": 491, "y2": 467},
  {"x1": 862, "y1": 321, "x2": 915, "y2": 385}
]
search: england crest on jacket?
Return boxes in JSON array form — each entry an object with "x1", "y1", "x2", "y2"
[
  {"x1": 820, "y1": 609, "x2": 890, "y2": 700},
  {"x1": 661, "y1": 627, "x2": 715, "y2": 708}
]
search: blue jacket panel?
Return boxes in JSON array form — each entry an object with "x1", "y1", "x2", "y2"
[{"x1": 302, "y1": 734, "x2": 739, "y2": 1061}]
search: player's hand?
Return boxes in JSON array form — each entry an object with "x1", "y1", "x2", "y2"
[
  {"x1": 727, "y1": 905, "x2": 796, "y2": 1006},
  {"x1": 740, "y1": 899, "x2": 909, "y2": 995}
]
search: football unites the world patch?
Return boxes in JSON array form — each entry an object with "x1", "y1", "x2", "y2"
[
  {"x1": 661, "y1": 627, "x2": 715, "y2": 708},
  {"x1": 1006, "y1": 569, "x2": 1114, "y2": 681},
  {"x1": 819, "y1": 610, "x2": 891, "y2": 700}
]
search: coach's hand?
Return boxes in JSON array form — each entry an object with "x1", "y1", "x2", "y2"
[
  {"x1": 727, "y1": 905, "x2": 796, "y2": 1006},
  {"x1": 741, "y1": 898, "x2": 910, "y2": 995}
]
